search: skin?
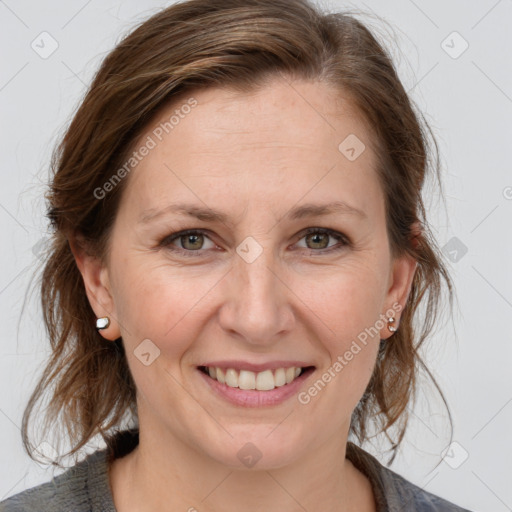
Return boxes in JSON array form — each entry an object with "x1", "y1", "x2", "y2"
[{"x1": 71, "y1": 75, "x2": 418, "y2": 512}]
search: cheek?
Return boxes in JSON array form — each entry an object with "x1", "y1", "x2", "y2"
[
  {"x1": 111, "y1": 265, "x2": 213, "y2": 413},
  {"x1": 292, "y1": 264, "x2": 385, "y2": 402},
  {"x1": 112, "y1": 259, "x2": 222, "y2": 357},
  {"x1": 293, "y1": 260, "x2": 387, "y2": 344}
]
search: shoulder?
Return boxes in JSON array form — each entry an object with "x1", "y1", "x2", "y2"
[
  {"x1": 346, "y1": 442, "x2": 475, "y2": 512},
  {"x1": 0, "y1": 448, "x2": 113, "y2": 512},
  {"x1": 381, "y1": 465, "x2": 474, "y2": 511}
]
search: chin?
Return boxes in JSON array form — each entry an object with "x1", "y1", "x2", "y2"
[{"x1": 202, "y1": 427, "x2": 307, "y2": 470}]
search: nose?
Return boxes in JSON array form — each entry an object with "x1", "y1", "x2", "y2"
[{"x1": 217, "y1": 244, "x2": 295, "y2": 347}]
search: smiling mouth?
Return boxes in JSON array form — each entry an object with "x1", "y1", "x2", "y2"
[{"x1": 198, "y1": 365, "x2": 315, "y2": 391}]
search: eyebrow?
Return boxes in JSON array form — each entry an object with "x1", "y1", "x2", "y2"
[{"x1": 138, "y1": 200, "x2": 367, "y2": 226}]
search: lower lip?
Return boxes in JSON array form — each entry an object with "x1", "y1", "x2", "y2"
[{"x1": 197, "y1": 368, "x2": 315, "y2": 407}]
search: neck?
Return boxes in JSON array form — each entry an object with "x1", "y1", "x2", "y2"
[{"x1": 109, "y1": 424, "x2": 375, "y2": 512}]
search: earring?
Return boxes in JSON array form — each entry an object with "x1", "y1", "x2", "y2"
[
  {"x1": 387, "y1": 317, "x2": 397, "y2": 333},
  {"x1": 96, "y1": 316, "x2": 110, "y2": 330}
]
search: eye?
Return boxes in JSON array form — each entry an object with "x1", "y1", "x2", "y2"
[
  {"x1": 158, "y1": 227, "x2": 350, "y2": 257},
  {"x1": 295, "y1": 227, "x2": 349, "y2": 253},
  {"x1": 160, "y1": 229, "x2": 216, "y2": 256}
]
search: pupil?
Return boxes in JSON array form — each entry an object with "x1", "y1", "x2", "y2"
[
  {"x1": 308, "y1": 232, "x2": 327, "y2": 249},
  {"x1": 183, "y1": 234, "x2": 202, "y2": 250}
]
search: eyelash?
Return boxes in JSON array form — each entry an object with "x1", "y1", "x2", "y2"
[{"x1": 158, "y1": 227, "x2": 350, "y2": 258}]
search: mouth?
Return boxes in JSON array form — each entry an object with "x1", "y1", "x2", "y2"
[{"x1": 197, "y1": 365, "x2": 316, "y2": 391}]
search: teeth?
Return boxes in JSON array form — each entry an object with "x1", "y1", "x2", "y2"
[
  {"x1": 204, "y1": 366, "x2": 305, "y2": 390},
  {"x1": 239, "y1": 370, "x2": 256, "y2": 390},
  {"x1": 286, "y1": 367, "x2": 296, "y2": 384},
  {"x1": 225, "y1": 368, "x2": 238, "y2": 388},
  {"x1": 274, "y1": 368, "x2": 286, "y2": 387},
  {"x1": 216, "y1": 367, "x2": 225, "y2": 384}
]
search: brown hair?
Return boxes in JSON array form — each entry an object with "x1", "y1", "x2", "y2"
[{"x1": 22, "y1": 0, "x2": 454, "y2": 467}]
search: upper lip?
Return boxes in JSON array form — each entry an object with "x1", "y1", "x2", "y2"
[{"x1": 198, "y1": 360, "x2": 315, "y2": 372}]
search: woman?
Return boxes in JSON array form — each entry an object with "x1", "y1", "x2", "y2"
[{"x1": 0, "y1": 0, "x2": 472, "y2": 510}]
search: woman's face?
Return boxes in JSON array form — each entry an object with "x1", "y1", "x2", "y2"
[{"x1": 79, "y1": 77, "x2": 416, "y2": 469}]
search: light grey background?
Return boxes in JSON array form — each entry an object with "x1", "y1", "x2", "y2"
[{"x1": 1, "y1": 1, "x2": 511, "y2": 510}]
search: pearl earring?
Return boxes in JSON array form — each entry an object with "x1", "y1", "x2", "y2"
[
  {"x1": 387, "y1": 317, "x2": 397, "y2": 333},
  {"x1": 96, "y1": 316, "x2": 110, "y2": 330}
]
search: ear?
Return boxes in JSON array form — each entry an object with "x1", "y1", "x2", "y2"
[
  {"x1": 380, "y1": 221, "x2": 421, "y2": 339},
  {"x1": 69, "y1": 236, "x2": 121, "y2": 341}
]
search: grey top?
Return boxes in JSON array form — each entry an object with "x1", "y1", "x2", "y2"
[{"x1": 0, "y1": 429, "x2": 473, "y2": 511}]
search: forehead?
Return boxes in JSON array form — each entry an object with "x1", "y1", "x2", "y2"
[
  {"x1": 160, "y1": 78, "x2": 369, "y2": 150},
  {"x1": 119, "y1": 77, "x2": 382, "y2": 223}
]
